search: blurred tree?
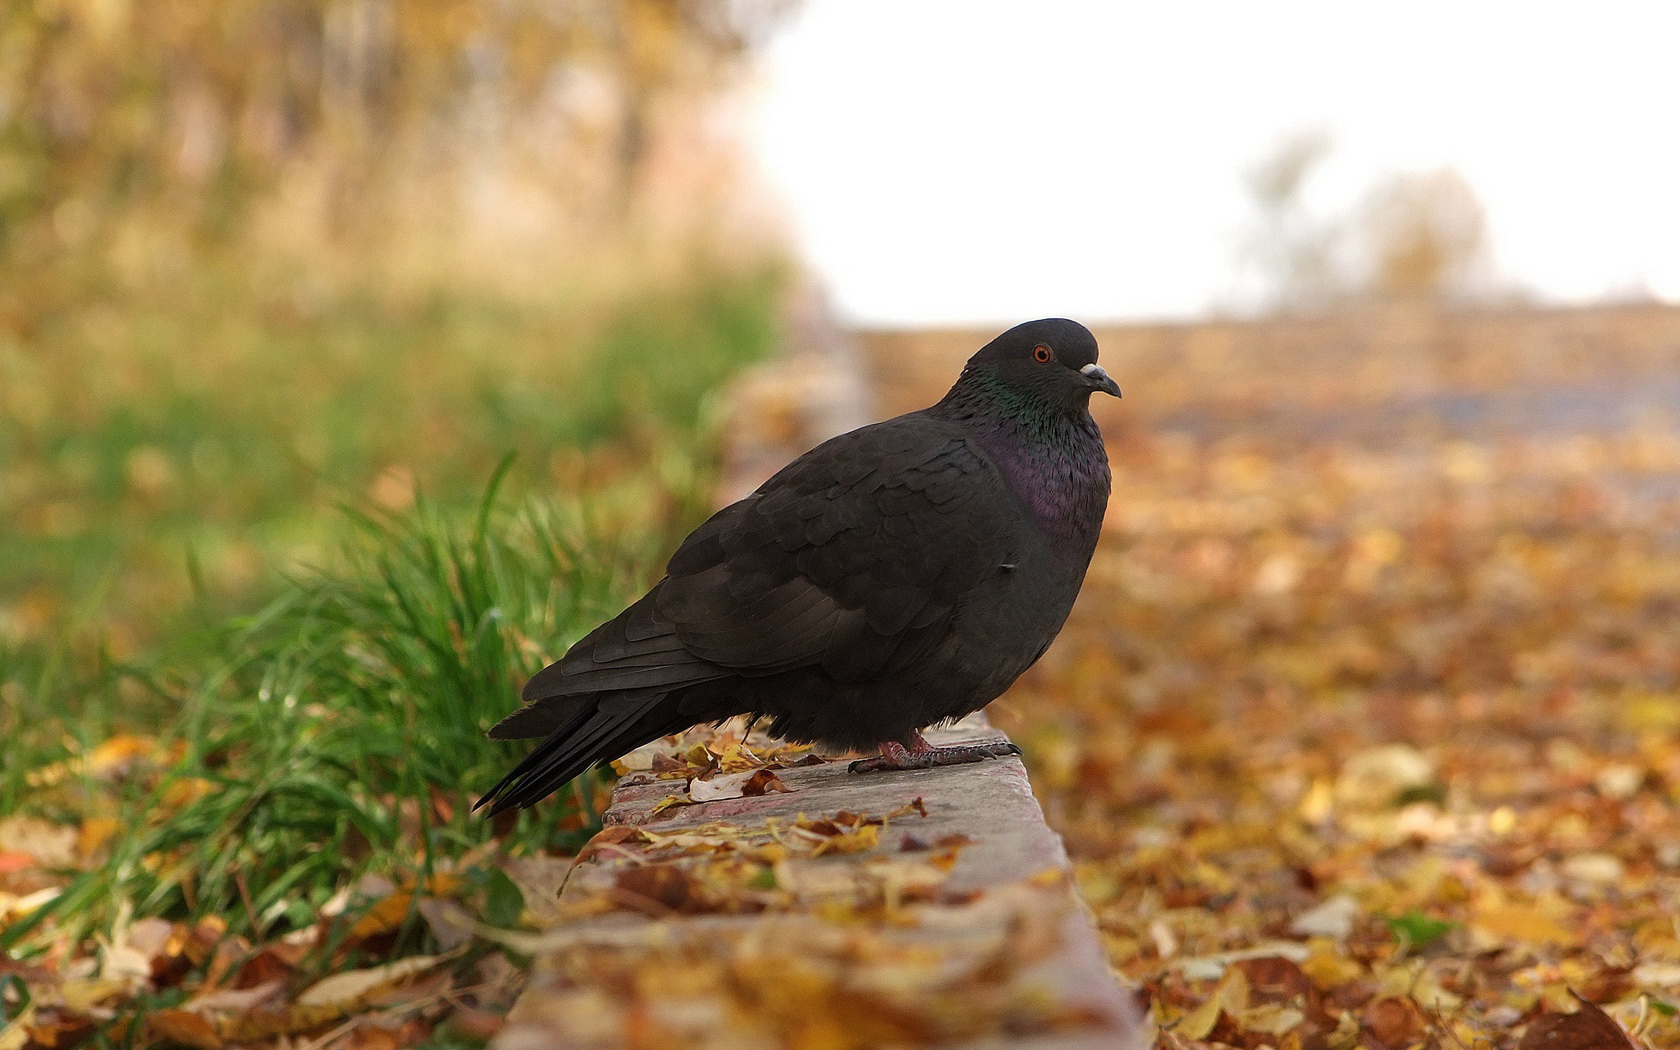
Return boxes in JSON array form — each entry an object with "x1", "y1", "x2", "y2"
[
  {"x1": 1358, "y1": 167, "x2": 1491, "y2": 302},
  {"x1": 1237, "y1": 133, "x2": 1499, "y2": 313},
  {"x1": 0, "y1": 0, "x2": 796, "y2": 333},
  {"x1": 1238, "y1": 129, "x2": 1343, "y2": 313}
]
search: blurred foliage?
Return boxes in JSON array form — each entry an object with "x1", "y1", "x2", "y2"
[
  {"x1": 0, "y1": 0, "x2": 794, "y2": 1029},
  {"x1": 0, "y1": 0, "x2": 796, "y2": 652},
  {"x1": 1363, "y1": 167, "x2": 1490, "y2": 302},
  {"x1": 0, "y1": 267, "x2": 781, "y2": 651},
  {"x1": 1238, "y1": 133, "x2": 1501, "y2": 312},
  {"x1": 0, "y1": 0, "x2": 794, "y2": 329},
  {"x1": 1239, "y1": 130, "x2": 1343, "y2": 313}
]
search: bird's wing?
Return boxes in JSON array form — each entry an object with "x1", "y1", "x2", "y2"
[
  {"x1": 654, "y1": 415, "x2": 1023, "y2": 681},
  {"x1": 507, "y1": 415, "x2": 1023, "y2": 724}
]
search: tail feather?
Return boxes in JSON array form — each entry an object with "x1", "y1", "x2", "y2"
[
  {"x1": 476, "y1": 690, "x2": 674, "y2": 816},
  {"x1": 487, "y1": 694, "x2": 590, "y2": 741}
]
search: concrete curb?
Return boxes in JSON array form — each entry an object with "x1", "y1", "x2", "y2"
[{"x1": 499, "y1": 720, "x2": 1141, "y2": 1049}]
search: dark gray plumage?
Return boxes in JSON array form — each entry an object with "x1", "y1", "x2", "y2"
[{"x1": 476, "y1": 318, "x2": 1120, "y2": 814}]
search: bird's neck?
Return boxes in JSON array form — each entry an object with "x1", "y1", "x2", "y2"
[{"x1": 932, "y1": 370, "x2": 1112, "y2": 551}]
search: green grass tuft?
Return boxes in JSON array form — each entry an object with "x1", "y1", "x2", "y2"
[{"x1": 0, "y1": 266, "x2": 783, "y2": 966}]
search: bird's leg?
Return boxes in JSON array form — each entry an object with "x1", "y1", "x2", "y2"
[{"x1": 848, "y1": 730, "x2": 1022, "y2": 773}]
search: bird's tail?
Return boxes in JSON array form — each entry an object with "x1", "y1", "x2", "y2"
[{"x1": 475, "y1": 688, "x2": 686, "y2": 816}]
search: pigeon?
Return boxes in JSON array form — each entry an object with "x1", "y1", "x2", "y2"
[{"x1": 476, "y1": 318, "x2": 1120, "y2": 815}]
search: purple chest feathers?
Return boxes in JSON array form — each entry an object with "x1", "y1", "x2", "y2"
[{"x1": 973, "y1": 418, "x2": 1111, "y2": 557}]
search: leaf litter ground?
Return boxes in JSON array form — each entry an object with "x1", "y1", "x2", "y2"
[{"x1": 957, "y1": 311, "x2": 1680, "y2": 1050}]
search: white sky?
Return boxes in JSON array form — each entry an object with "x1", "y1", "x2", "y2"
[{"x1": 746, "y1": 1, "x2": 1680, "y2": 327}]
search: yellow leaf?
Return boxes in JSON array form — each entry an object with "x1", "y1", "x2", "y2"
[
  {"x1": 87, "y1": 735, "x2": 158, "y2": 775},
  {"x1": 810, "y1": 824, "x2": 879, "y2": 856},
  {"x1": 0, "y1": 1017, "x2": 31, "y2": 1050},
  {"x1": 1300, "y1": 941, "x2": 1364, "y2": 989},
  {"x1": 59, "y1": 978, "x2": 130, "y2": 1012},
  {"x1": 1472, "y1": 900, "x2": 1576, "y2": 947},
  {"x1": 1174, "y1": 968, "x2": 1249, "y2": 1039},
  {"x1": 348, "y1": 873, "x2": 463, "y2": 938},
  {"x1": 295, "y1": 953, "x2": 448, "y2": 1009},
  {"x1": 648, "y1": 794, "x2": 696, "y2": 818},
  {"x1": 161, "y1": 777, "x2": 215, "y2": 808},
  {"x1": 77, "y1": 817, "x2": 122, "y2": 860},
  {"x1": 715, "y1": 742, "x2": 764, "y2": 773},
  {"x1": 349, "y1": 891, "x2": 418, "y2": 939}
]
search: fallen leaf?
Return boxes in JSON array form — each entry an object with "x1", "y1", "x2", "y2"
[
  {"x1": 1383, "y1": 909, "x2": 1456, "y2": 949},
  {"x1": 611, "y1": 866, "x2": 702, "y2": 915},
  {"x1": 1517, "y1": 993, "x2": 1637, "y2": 1050},
  {"x1": 0, "y1": 818, "x2": 76, "y2": 868},
  {"x1": 1173, "y1": 967, "x2": 1248, "y2": 1040},
  {"x1": 500, "y1": 853, "x2": 574, "y2": 927},
  {"x1": 1291, "y1": 894, "x2": 1360, "y2": 939},
  {"x1": 76, "y1": 818, "x2": 122, "y2": 861},
  {"x1": 1362, "y1": 995, "x2": 1427, "y2": 1049},
  {"x1": 1473, "y1": 899, "x2": 1577, "y2": 947},
  {"x1": 1335, "y1": 744, "x2": 1434, "y2": 810},
  {"x1": 741, "y1": 769, "x2": 792, "y2": 796},
  {"x1": 295, "y1": 954, "x2": 448, "y2": 1009},
  {"x1": 182, "y1": 979, "x2": 286, "y2": 1014},
  {"x1": 647, "y1": 794, "x2": 697, "y2": 819},
  {"x1": 348, "y1": 873, "x2": 463, "y2": 939},
  {"x1": 147, "y1": 1010, "x2": 223, "y2": 1050},
  {"x1": 86, "y1": 735, "x2": 161, "y2": 777}
]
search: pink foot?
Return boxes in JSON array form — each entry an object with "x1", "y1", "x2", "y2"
[{"x1": 848, "y1": 730, "x2": 1022, "y2": 773}]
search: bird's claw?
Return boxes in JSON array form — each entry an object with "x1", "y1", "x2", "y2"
[{"x1": 849, "y1": 738, "x2": 1022, "y2": 774}]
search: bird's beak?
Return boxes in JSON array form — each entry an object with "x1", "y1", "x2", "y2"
[{"x1": 1080, "y1": 363, "x2": 1121, "y2": 398}]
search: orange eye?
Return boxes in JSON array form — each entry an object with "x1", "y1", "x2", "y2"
[{"x1": 1032, "y1": 344, "x2": 1053, "y2": 363}]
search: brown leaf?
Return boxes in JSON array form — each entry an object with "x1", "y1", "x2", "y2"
[
  {"x1": 232, "y1": 941, "x2": 307, "y2": 988},
  {"x1": 19, "y1": 1010, "x2": 98, "y2": 1050},
  {"x1": 147, "y1": 1010, "x2": 224, "y2": 1050},
  {"x1": 1361, "y1": 995, "x2": 1427, "y2": 1050},
  {"x1": 1517, "y1": 994, "x2": 1638, "y2": 1050},
  {"x1": 612, "y1": 865, "x2": 702, "y2": 915},
  {"x1": 741, "y1": 769, "x2": 791, "y2": 796},
  {"x1": 577, "y1": 825, "x2": 638, "y2": 860},
  {"x1": 900, "y1": 832, "x2": 975, "y2": 853},
  {"x1": 1232, "y1": 954, "x2": 1336, "y2": 1031},
  {"x1": 348, "y1": 873, "x2": 463, "y2": 940}
]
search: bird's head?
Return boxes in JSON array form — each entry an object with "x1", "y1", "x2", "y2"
[{"x1": 960, "y1": 318, "x2": 1120, "y2": 413}]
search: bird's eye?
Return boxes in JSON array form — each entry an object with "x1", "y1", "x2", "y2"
[{"x1": 1032, "y1": 345, "x2": 1053, "y2": 364}]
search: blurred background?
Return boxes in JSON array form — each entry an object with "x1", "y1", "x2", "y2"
[
  {"x1": 0, "y1": 0, "x2": 795, "y2": 662},
  {"x1": 6, "y1": 0, "x2": 1679, "y2": 681},
  {"x1": 757, "y1": 0, "x2": 1680, "y2": 324},
  {"x1": 4, "y1": 1, "x2": 1680, "y2": 1043}
]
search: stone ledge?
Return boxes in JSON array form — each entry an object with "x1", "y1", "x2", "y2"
[{"x1": 496, "y1": 718, "x2": 1143, "y2": 1049}]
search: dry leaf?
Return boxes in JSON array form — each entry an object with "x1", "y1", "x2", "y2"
[
  {"x1": 295, "y1": 953, "x2": 448, "y2": 1008},
  {"x1": 1362, "y1": 995, "x2": 1427, "y2": 1049},
  {"x1": 0, "y1": 818, "x2": 76, "y2": 868},
  {"x1": 1473, "y1": 899, "x2": 1577, "y2": 947},
  {"x1": 1517, "y1": 993, "x2": 1638, "y2": 1050},
  {"x1": 147, "y1": 1010, "x2": 223, "y2": 1050}
]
